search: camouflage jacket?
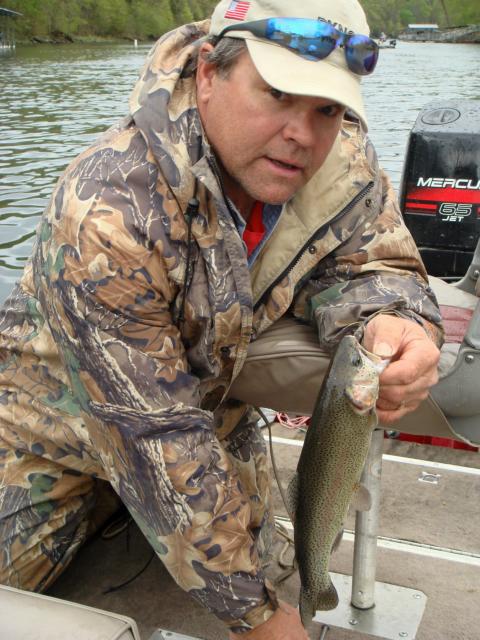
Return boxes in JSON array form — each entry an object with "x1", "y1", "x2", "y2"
[{"x1": 0, "y1": 22, "x2": 442, "y2": 632}]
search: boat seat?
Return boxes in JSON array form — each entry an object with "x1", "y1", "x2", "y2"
[
  {"x1": 394, "y1": 233, "x2": 480, "y2": 446},
  {"x1": 0, "y1": 584, "x2": 141, "y2": 640}
]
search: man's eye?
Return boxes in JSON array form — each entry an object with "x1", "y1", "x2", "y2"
[
  {"x1": 270, "y1": 88, "x2": 286, "y2": 101},
  {"x1": 320, "y1": 104, "x2": 342, "y2": 117}
]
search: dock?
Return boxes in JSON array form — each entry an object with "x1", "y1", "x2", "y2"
[
  {"x1": 0, "y1": 7, "x2": 22, "y2": 50},
  {"x1": 399, "y1": 23, "x2": 480, "y2": 43}
]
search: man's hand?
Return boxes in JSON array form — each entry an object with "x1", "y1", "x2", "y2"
[
  {"x1": 228, "y1": 601, "x2": 310, "y2": 640},
  {"x1": 362, "y1": 314, "x2": 440, "y2": 426}
]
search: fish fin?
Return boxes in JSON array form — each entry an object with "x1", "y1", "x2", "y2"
[
  {"x1": 317, "y1": 581, "x2": 339, "y2": 611},
  {"x1": 286, "y1": 472, "x2": 299, "y2": 521},
  {"x1": 351, "y1": 483, "x2": 372, "y2": 512},
  {"x1": 299, "y1": 580, "x2": 339, "y2": 627}
]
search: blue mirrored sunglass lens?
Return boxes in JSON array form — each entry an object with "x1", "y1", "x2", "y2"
[
  {"x1": 284, "y1": 36, "x2": 338, "y2": 59},
  {"x1": 345, "y1": 35, "x2": 379, "y2": 75},
  {"x1": 266, "y1": 18, "x2": 340, "y2": 40},
  {"x1": 265, "y1": 18, "x2": 341, "y2": 60}
]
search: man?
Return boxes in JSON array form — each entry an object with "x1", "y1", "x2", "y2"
[{"x1": 0, "y1": 0, "x2": 441, "y2": 638}]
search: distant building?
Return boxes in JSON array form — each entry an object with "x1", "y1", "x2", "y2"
[
  {"x1": 408, "y1": 24, "x2": 439, "y2": 31},
  {"x1": 0, "y1": 7, "x2": 22, "y2": 49},
  {"x1": 401, "y1": 24, "x2": 440, "y2": 40},
  {"x1": 399, "y1": 22, "x2": 479, "y2": 43}
]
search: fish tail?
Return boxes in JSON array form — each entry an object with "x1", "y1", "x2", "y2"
[{"x1": 299, "y1": 581, "x2": 339, "y2": 626}]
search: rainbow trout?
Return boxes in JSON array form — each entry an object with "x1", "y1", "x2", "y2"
[{"x1": 287, "y1": 334, "x2": 386, "y2": 627}]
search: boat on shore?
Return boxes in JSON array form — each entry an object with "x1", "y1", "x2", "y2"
[
  {"x1": 376, "y1": 38, "x2": 396, "y2": 49},
  {"x1": 375, "y1": 32, "x2": 397, "y2": 49}
]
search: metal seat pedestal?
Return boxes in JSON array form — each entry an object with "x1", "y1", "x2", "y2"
[{"x1": 313, "y1": 429, "x2": 427, "y2": 640}]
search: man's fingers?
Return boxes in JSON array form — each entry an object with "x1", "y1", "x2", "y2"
[
  {"x1": 377, "y1": 376, "x2": 432, "y2": 409},
  {"x1": 371, "y1": 340, "x2": 396, "y2": 359},
  {"x1": 363, "y1": 314, "x2": 409, "y2": 358},
  {"x1": 376, "y1": 400, "x2": 420, "y2": 426},
  {"x1": 377, "y1": 394, "x2": 425, "y2": 412},
  {"x1": 362, "y1": 314, "x2": 441, "y2": 427},
  {"x1": 379, "y1": 350, "x2": 439, "y2": 387},
  {"x1": 228, "y1": 600, "x2": 310, "y2": 639},
  {"x1": 363, "y1": 315, "x2": 440, "y2": 370}
]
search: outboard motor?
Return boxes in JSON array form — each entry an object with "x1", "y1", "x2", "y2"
[{"x1": 400, "y1": 100, "x2": 480, "y2": 279}]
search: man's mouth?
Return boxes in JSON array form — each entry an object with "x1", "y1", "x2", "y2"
[{"x1": 268, "y1": 157, "x2": 304, "y2": 172}]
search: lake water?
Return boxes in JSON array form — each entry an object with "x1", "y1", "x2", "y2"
[{"x1": 0, "y1": 40, "x2": 479, "y2": 304}]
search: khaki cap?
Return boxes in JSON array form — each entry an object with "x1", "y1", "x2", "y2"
[{"x1": 210, "y1": 0, "x2": 372, "y2": 129}]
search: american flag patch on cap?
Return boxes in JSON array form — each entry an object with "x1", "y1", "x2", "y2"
[{"x1": 224, "y1": 1, "x2": 250, "y2": 21}]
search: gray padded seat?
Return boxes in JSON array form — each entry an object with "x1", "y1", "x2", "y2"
[
  {"x1": 229, "y1": 275, "x2": 480, "y2": 447},
  {"x1": 428, "y1": 275, "x2": 477, "y2": 376},
  {"x1": 0, "y1": 584, "x2": 141, "y2": 640}
]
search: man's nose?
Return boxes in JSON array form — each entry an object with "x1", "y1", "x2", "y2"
[{"x1": 282, "y1": 110, "x2": 317, "y2": 148}]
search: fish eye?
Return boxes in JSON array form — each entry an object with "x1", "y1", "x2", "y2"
[{"x1": 351, "y1": 354, "x2": 362, "y2": 367}]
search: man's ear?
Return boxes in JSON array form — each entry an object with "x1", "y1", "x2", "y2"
[{"x1": 196, "y1": 42, "x2": 217, "y2": 107}]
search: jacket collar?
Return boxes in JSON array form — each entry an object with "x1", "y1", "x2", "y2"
[{"x1": 250, "y1": 125, "x2": 375, "y2": 302}]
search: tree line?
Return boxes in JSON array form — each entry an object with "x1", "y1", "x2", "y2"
[
  {"x1": 365, "y1": 0, "x2": 479, "y2": 36},
  {"x1": 2, "y1": 0, "x2": 218, "y2": 40},
  {"x1": 3, "y1": 0, "x2": 479, "y2": 41}
]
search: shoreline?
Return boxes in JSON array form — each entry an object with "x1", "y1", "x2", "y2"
[{"x1": 15, "y1": 35, "x2": 158, "y2": 46}]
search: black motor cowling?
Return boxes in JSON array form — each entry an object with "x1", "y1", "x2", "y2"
[{"x1": 400, "y1": 100, "x2": 480, "y2": 279}]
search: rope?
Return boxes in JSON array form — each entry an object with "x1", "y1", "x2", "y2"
[
  {"x1": 275, "y1": 412, "x2": 310, "y2": 430},
  {"x1": 256, "y1": 407, "x2": 298, "y2": 585}
]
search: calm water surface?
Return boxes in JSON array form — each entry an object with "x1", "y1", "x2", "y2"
[{"x1": 0, "y1": 41, "x2": 479, "y2": 303}]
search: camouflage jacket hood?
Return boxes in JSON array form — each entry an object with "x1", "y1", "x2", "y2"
[{"x1": 0, "y1": 22, "x2": 442, "y2": 633}]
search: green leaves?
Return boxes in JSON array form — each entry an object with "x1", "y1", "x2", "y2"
[
  {"x1": 3, "y1": 0, "x2": 218, "y2": 40},
  {"x1": 3, "y1": 1, "x2": 478, "y2": 43},
  {"x1": 363, "y1": 0, "x2": 480, "y2": 35}
]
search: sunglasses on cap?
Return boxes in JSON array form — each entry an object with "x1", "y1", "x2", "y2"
[{"x1": 217, "y1": 17, "x2": 379, "y2": 76}]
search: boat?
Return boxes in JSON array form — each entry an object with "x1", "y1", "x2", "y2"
[
  {"x1": 375, "y1": 32, "x2": 397, "y2": 49},
  {"x1": 376, "y1": 38, "x2": 397, "y2": 49}
]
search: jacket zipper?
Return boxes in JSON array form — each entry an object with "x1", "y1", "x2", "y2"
[{"x1": 253, "y1": 181, "x2": 375, "y2": 311}]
